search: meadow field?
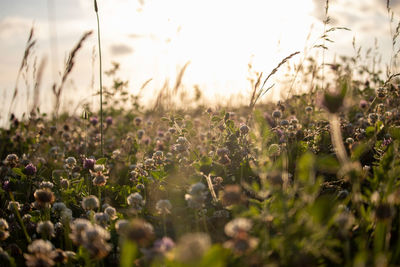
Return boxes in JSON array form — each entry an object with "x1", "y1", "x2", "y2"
[{"x1": 2, "y1": 0, "x2": 400, "y2": 266}]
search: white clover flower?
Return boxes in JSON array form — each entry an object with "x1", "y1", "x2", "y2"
[
  {"x1": 104, "y1": 206, "x2": 117, "y2": 220},
  {"x1": 7, "y1": 201, "x2": 20, "y2": 211},
  {"x1": 27, "y1": 239, "x2": 54, "y2": 254},
  {"x1": 39, "y1": 181, "x2": 54, "y2": 189},
  {"x1": 126, "y1": 192, "x2": 144, "y2": 212},
  {"x1": 115, "y1": 219, "x2": 129, "y2": 235},
  {"x1": 94, "y1": 212, "x2": 110, "y2": 226},
  {"x1": 65, "y1": 157, "x2": 77, "y2": 166},
  {"x1": 52, "y1": 202, "x2": 67, "y2": 214},
  {"x1": 156, "y1": 199, "x2": 172, "y2": 215},
  {"x1": 224, "y1": 218, "x2": 253, "y2": 238},
  {"x1": 175, "y1": 233, "x2": 211, "y2": 263},
  {"x1": 82, "y1": 195, "x2": 100, "y2": 211},
  {"x1": 37, "y1": 221, "x2": 55, "y2": 238},
  {"x1": 61, "y1": 208, "x2": 73, "y2": 224},
  {"x1": 0, "y1": 218, "x2": 9, "y2": 231},
  {"x1": 93, "y1": 164, "x2": 105, "y2": 172}
]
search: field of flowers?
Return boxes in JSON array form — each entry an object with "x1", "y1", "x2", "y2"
[
  {"x1": 2, "y1": 64, "x2": 400, "y2": 267},
  {"x1": 2, "y1": 1, "x2": 400, "y2": 266}
]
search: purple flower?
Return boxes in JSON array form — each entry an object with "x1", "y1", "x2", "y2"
[
  {"x1": 90, "y1": 116, "x2": 99, "y2": 126},
  {"x1": 2, "y1": 181, "x2": 11, "y2": 192},
  {"x1": 24, "y1": 163, "x2": 37, "y2": 176},
  {"x1": 359, "y1": 100, "x2": 368, "y2": 110},
  {"x1": 153, "y1": 237, "x2": 175, "y2": 254},
  {"x1": 106, "y1": 116, "x2": 113, "y2": 125},
  {"x1": 83, "y1": 158, "x2": 95, "y2": 170},
  {"x1": 383, "y1": 137, "x2": 392, "y2": 146}
]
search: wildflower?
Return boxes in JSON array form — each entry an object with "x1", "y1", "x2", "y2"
[
  {"x1": 90, "y1": 116, "x2": 98, "y2": 126},
  {"x1": 4, "y1": 154, "x2": 19, "y2": 167},
  {"x1": 39, "y1": 181, "x2": 54, "y2": 189},
  {"x1": 136, "y1": 183, "x2": 145, "y2": 191},
  {"x1": 92, "y1": 173, "x2": 108, "y2": 186},
  {"x1": 83, "y1": 158, "x2": 95, "y2": 170},
  {"x1": 60, "y1": 178, "x2": 69, "y2": 190},
  {"x1": 168, "y1": 127, "x2": 176, "y2": 134},
  {"x1": 70, "y1": 219, "x2": 111, "y2": 259},
  {"x1": 104, "y1": 206, "x2": 117, "y2": 220},
  {"x1": 93, "y1": 164, "x2": 105, "y2": 172},
  {"x1": 272, "y1": 110, "x2": 282, "y2": 119},
  {"x1": 65, "y1": 157, "x2": 77, "y2": 168},
  {"x1": 220, "y1": 185, "x2": 246, "y2": 207},
  {"x1": 24, "y1": 253, "x2": 55, "y2": 267},
  {"x1": 115, "y1": 219, "x2": 129, "y2": 235},
  {"x1": 239, "y1": 124, "x2": 250, "y2": 135},
  {"x1": 34, "y1": 189, "x2": 55, "y2": 208},
  {"x1": 82, "y1": 195, "x2": 100, "y2": 211},
  {"x1": 36, "y1": 221, "x2": 55, "y2": 238},
  {"x1": 24, "y1": 163, "x2": 37, "y2": 175},
  {"x1": 7, "y1": 201, "x2": 20, "y2": 211},
  {"x1": 216, "y1": 147, "x2": 229, "y2": 157},
  {"x1": 345, "y1": 137, "x2": 354, "y2": 145},
  {"x1": 127, "y1": 192, "x2": 144, "y2": 213},
  {"x1": 223, "y1": 218, "x2": 258, "y2": 255},
  {"x1": 359, "y1": 99, "x2": 368, "y2": 110},
  {"x1": 185, "y1": 183, "x2": 207, "y2": 210},
  {"x1": 137, "y1": 129, "x2": 145, "y2": 139},
  {"x1": 321, "y1": 87, "x2": 346, "y2": 113},
  {"x1": 156, "y1": 199, "x2": 172, "y2": 215},
  {"x1": 280, "y1": 119, "x2": 289, "y2": 127},
  {"x1": 51, "y1": 249, "x2": 68, "y2": 264},
  {"x1": 27, "y1": 239, "x2": 54, "y2": 255},
  {"x1": 125, "y1": 219, "x2": 155, "y2": 246},
  {"x1": 268, "y1": 144, "x2": 281, "y2": 157},
  {"x1": 376, "y1": 87, "x2": 386, "y2": 99},
  {"x1": 224, "y1": 218, "x2": 253, "y2": 238},
  {"x1": 0, "y1": 218, "x2": 8, "y2": 232},
  {"x1": 105, "y1": 116, "x2": 113, "y2": 125},
  {"x1": 153, "y1": 237, "x2": 175, "y2": 254},
  {"x1": 175, "y1": 233, "x2": 211, "y2": 263},
  {"x1": 60, "y1": 208, "x2": 73, "y2": 224},
  {"x1": 134, "y1": 117, "x2": 142, "y2": 126},
  {"x1": 0, "y1": 218, "x2": 9, "y2": 241},
  {"x1": 94, "y1": 212, "x2": 110, "y2": 226}
]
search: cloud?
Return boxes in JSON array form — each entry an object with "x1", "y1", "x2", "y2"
[{"x1": 110, "y1": 43, "x2": 134, "y2": 56}]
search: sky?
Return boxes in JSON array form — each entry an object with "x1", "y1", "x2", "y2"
[{"x1": 0, "y1": 0, "x2": 399, "y2": 124}]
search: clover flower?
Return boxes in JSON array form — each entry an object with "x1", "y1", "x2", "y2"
[
  {"x1": 82, "y1": 195, "x2": 100, "y2": 211},
  {"x1": 124, "y1": 219, "x2": 155, "y2": 246},
  {"x1": 185, "y1": 183, "x2": 207, "y2": 210},
  {"x1": 36, "y1": 221, "x2": 55, "y2": 238},
  {"x1": 156, "y1": 199, "x2": 172, "y2": 215},
  {"x1": 127, "y1": 192, "x2": 144, "y2": 213},
  {"x1": 175, "y1": 233, "x2": 211, "y2": 263}
]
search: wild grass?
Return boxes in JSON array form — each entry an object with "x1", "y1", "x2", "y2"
[{"x1": 3, "y1": 1, "x2": 400, "y2": 267}]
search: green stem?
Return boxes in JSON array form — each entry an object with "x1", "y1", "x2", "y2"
[
  {"x1": 98, "y1": 186, "x2": 102, "y2": 212},
  {"x1": 95, "y1": 0, "x2": 103, "y2": 156},
  {"x1": 9, "y1": 192, "x2": 31, "y2": 243},
  {"x1": 163, "y1": 213, "x2": 167, "y2": 237}
]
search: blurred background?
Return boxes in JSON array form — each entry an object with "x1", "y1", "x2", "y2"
[{"x1": 0, "y1": 0, "x2": 399, "y2": 125}]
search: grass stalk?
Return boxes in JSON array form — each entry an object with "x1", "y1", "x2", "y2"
[{"x1": 94, "y1": 0, "x2": 104, "y2": 156}]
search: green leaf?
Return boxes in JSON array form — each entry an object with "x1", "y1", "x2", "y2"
[
  {"x1": 389, "y1": 126, "x2": 400, "y2": 140},
  {"x1": 211, "y1": 116, "x2": 221, "y2": 122},
  {"x1": 96, "y1": 158, "x2": 107, "y2": 165},
  {"x1": 199, "y1": 245, "x2": 229, "y2": 267},
  {"x1": 366, "y1": 126, "x2": 375, "y2": 137},
  {"x1": 120, "y1": 240, "x2": 137, "y2": 267},
  {"x1": 12, "y1": 168, "x2": 26, "y2": 179}
]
